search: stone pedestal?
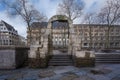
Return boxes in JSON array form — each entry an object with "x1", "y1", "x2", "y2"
[{"x1": 74, "y1": 51, "x2": 95, "y2": 67}]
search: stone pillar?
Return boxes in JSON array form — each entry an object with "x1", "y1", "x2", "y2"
[{"x1": 28, "y1": 34, "x2": 49, "y2": 68}]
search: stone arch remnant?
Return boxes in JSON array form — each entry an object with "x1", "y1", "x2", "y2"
[
  {"x1": 46, "y1": 15, "x2": 77, "y2": 55},
  {"x1": 29, "y1": 15, "x2": 82, "y2": 68}
]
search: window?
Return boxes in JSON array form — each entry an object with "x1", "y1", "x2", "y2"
[
  {"x1": 100, "y1": 43, "x2": 103, "y2": 46},
  {"x1": 95, "y1": 33, "x2": 98, "y2": 36},
  {"x1": 100, "y1": 33, "x2": 103, "y2": 36},
  {"x1": 115, "y1": 42, "x2": 119, "y2": 46},
  {"x1": 116, "y1": 30, "x2": 119, "y2": 32},
  {"x1": 110, "y1": 43, "x2": 114, "y2": 46},
  {"x1": 85, "y1": 33, "x2": 88, "y2": 36},
  {"x1": 84, "y1": 43, "x2": 88, "y2": 46}
]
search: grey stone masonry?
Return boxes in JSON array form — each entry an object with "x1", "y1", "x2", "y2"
[{"x1": 0, "y1": 46, "x2": 29, "y2": 69}]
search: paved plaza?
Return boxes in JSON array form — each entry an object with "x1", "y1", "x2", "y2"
[{"x1": 0, "y1": 64, "x2": 120, "y2": 80}]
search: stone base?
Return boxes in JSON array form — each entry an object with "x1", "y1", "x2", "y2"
[
  {"x1": 0, "y1": 47, "x2": 29, "y2": 69},
  {"x1": 74, "y1": 58, "x2": 95, "y2": 67},
  {"x1": 74, "y1": 51, "x2": 95, "y2": 67},
  {"x1": 28, "y1": 57, "x2": 49, "y2": 68}
]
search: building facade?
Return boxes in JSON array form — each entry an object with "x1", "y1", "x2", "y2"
[
  {"x1": 0, "y1": 20, "x2": 26, "y2": 46},
  {"x1": 74, "y1": 24, "x2": 120, "y2": 49},
  {"x1": 27, "y1": 22, "x2": 120, "y2": 49}
]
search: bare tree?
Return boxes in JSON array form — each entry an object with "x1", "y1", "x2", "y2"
[
  {"x1": 97, "y1": 0, "x2": 120, "y2": 48},
  {"x1": 83, "y1": 13, "x2": 96, "y2": 49},
  {"x1": 1, "y1": 0, "x2": 47, "y2": 45},
  {"x1": 57, "y1": 0, "x2": 84, "y2": 21}
]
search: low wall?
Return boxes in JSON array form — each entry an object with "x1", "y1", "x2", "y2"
[{"x1": 0, "y1": 47, "x2": 29, "y2": 69}]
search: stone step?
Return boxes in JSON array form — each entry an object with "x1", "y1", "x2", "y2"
[
  {"x1": 96, "y1": 57, "x2": 120, "y2": 58},
  {"x1": 50, "y1": 59, "x2": 71, "y2": 61},
  {"x1": 95, "y1": 54, "x2": 120, "y2": 63},
  {"x1": 51, "y1": 56, "x2": 70, "y2": 58},
  {"x1": 49, "y1": 60, "x2": 73, "y2": 63},
  {"x1": 50, "y1": 57, "x2": 71, "y2": 60},
  {"x1": 49, "y1": 55, "x2": 73, "y2": 66},
  {"x1": 96, "y1": 61, "x2": 120, "y2": 63},
  {"x1": 96, "y1": 59, "x2": 120, "y2": 61},
  {"x1": 49, "y1": 63, "x2": 73, "y2": 66}
]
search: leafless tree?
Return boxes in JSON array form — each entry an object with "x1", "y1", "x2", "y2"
[
  {"x1": 97, "y1": 0, "x2": 120, "y2": 48},
  {"x1": 57, "y1": 0, "x2": 84, "y2": 22},
  {"x1": 1, "y1": 0, "x2": 47, "y2": 45},
  {"x1": 83, "y1": 13, "x2": 96, "y2": 49}
]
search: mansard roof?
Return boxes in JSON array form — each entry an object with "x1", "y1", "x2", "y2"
[
  {"x1": 31, "y1": 22, "x2": 120, "y2": 28},
  {"x1": 74, "y1": 24, "x2": 120, "y2": 27},
  {"x1": 31, "y1": 22, "x2": 48, "y2": 28}
]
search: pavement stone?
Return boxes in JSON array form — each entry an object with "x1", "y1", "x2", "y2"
[
  {"x1": 87, "y1": 74, "x2": 110, "y2": 80},
  {"x1": 111, "y1": 74, "x2": 120, "y2": 80},
  {"x1": 60, "y1": 73, "x2": 78, "y2": 80},
  {"x1": 74, "y1": 75, "x2": 95, "y2": 80},
  {"x1": 39, "y1": 70, "x2": 55, "y2": 78},
  {"x1": 0, "y1": 64, "x2": 120, "y2": 80},
  {"x1": 49, "y1": 74, "x2": 63, "y2": 80},
  {"x1": 106, "y1": 70, "x2": 120, "y2": 79},
  {"x1": 90, "y1": 68, "x2": 112, "y2": 75}
]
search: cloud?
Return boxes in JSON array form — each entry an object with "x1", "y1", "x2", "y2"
[
  {"x1": 32, "y1": 0, "x2": 61, "y2": 19},
  {"x1": 0, "y1": 0, "x2": 62, "y2": 38},
  {"x1": 82, "y1": 0, "x2": 107, "y2": 13},
  {"x1": 77, "y1": 0, "x2": 107, "y2": 23},
  {"x1": 0, "y1": 10, "x2": 27, "y2": 37},
  {"x1": 0, "y1": 0, "x2": 108, "y2": 37}
]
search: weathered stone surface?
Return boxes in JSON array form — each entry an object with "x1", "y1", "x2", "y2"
[
  {"x1": 74, "y1": 75, "x2": 95, "y2": 80},
  {"x1": 60, "y1": 73, "x2": 78, "y2": 80},
  {"x1": 0, "y1": 50, "x2": 15, "y2": 69},
  {"x1": 5, "y1": 73, "x2": 24, "y2": 80},
  {"x1": 39, "y1": 70, "x2": 55, "y2": 78},
  {"x1": 112, "y1": 75, "x2": 120, "y2": 80},
  {"x1": 28, "y1": 57, "x2": 48, "y2": 68},
  {"x1": 90, "y1": 68, "x2": 112, "y2": 75},
  {"x1": 74, "y1": 51, "x2": 95, "y2": 67},
  {"x1": 0, "y1": 64, "x2": 119, "y2": 80},
  {"x1": 75, "y1": 51, "x2": 95, "y2": 58},
  {"x1": 0, "y1": 47, "x2": 29, "y2": 69}
]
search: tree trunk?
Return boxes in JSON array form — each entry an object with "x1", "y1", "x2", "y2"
[
  {"x1": 106, "y1": 26, "x2": 110, "y2": 49},
  {"x1": 27, "y1": 22, "x2": 32, "y2": 46},
  {"x1": 89, "y1": 26, "x2": 92, "y2": 50}
]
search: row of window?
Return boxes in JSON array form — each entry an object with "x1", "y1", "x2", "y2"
[
  {"x1": 79, "y1": 32, "x2": 120, "y2": 36},
  {"x1": 0, "y1": 35, "x2": 19, "y2": 39},
  {"x1": 0, "y1": 27, "x2": 6, "y2": 30},
  {"x1": 0, "y1": 40, "x2": 19, "y2": 45},
  {"x1": 83, "y1": 42, "x2": 120, "y2": 47},
  {"x1": 82, "y1": 37, "x2": 120, "y2": 41}
]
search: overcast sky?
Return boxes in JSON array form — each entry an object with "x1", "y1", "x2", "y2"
[{"x1": 0, "y1": 0, "x2": 107, "y2": 38}]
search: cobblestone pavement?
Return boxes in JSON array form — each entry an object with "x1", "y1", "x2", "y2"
[{"x1": 0, "y1": 64, "x2": 120, "y2": 80}]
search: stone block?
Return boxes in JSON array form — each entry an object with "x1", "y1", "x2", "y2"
[
  {"x1": 28, "y1": 56, "x2": 49, "y2": 68},
  {"x1": 74, "y1": 51, "x2": 95, "y2": 67},
  {"x1": 0, "y1": 47, "x2": 29, "y2": 69}
]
